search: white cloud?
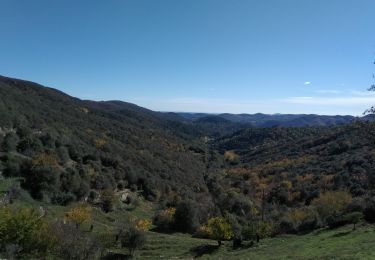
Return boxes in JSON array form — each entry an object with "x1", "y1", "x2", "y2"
[{"x1": 304, "y1": 81, "x2": 311, "y2": 85}]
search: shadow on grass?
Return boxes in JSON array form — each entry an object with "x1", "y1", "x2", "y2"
[
  {"x1": 190, "y1": 244, "x2": 220, "y2": 258},
  {"x1": 236, "y1": 241, "x2": 255, "y2": 250},
  {"x1": 331, "y1": 231, "x2": 352, "y2": 238},
  {"x1": 101, "y1": 252, "x2": 132, "y2": 260}
]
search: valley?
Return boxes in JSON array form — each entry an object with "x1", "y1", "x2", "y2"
[{"x1": 1, "y1": 76, "x2": 375, "y2": 259}]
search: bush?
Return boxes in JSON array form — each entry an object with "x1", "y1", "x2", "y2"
[
  {"x1": 23, "y1": 164, "x2": 61, "y2": 202},
  {"x1": 100, "y1": 189, "x2": 116, "y2": 213},
  {"x1": 135, "y1": 219, "x2": 152, "y2": 231},
  {"x1": 51, "y1": 221, "x2": 102, "y2": 260},
  {"x1": 0, "y1": 207, "x2": 57, "y2": 258},
  {"x1": 363, "y1": 197, "x2": 375, "y2": 223},
  {"x1": 17, "y1": 136, "x2": 43, "y2": 156},
  {"x1": 1, "y1": 133, "x2": 19, "y2": 152},
  {"x1": 280, "y1": 207, "x2": 317, "y2": 233},
  {"x1": 173, "y1": 200, "x2": 199, "y2": 233},
  {"x1": 65, "y1": 204, "x2": 92, "y2": 229},
  {"x1": 242, "y1": 221, "x2": 273, "y2": 241},
  {"x1": 7, "y1": 183, "x2": 21, "y2": 203},
  {"x1": 311, "y1": 191, "x2": 352, "y2": 223},
  {"x1": 119, "y1": 227, "x2": 147, "y2": 256},
  {"x1": 88, "y1": 190, "x2": 98, "y2": 203},
  {"x1": 153, "y1": 207, "x2": 176, "y2": 232},
  {"x1": 2, "y1": 153, "x2": 26, "y2": 177},
  {"x1": 327, "y1": 212, "x2": 363, "y2": 229},
  {"x1": 204, "y1": 217, "x2": 234, "y2": 246}
]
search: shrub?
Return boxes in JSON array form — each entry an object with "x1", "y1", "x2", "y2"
[
  {"x1": 65, "y1": 204, "x2": 92, "y2": 229},
  {"x1": 194, "y1": 225, "x2": 211, "y2": 239},
  {"x1": 363, "y1": 197, "x2": 375, "y2": 223},
  {"x1": 345, "y1": 212, "x2": 362, "y2": 230},
  {"x1": 0, "y1": 207, "x2": 57, "y2": 258},
  {"x1": 88, "y1": 190, "x2": 98, "y2": 203},
  {"x1": 173, "y1": 200, "x2": 199, "y2": 233},
  {"x1": 100, "y1": 189, "x2": 116, "y2": 213},
  {"x1": 153, "y1": 207, "x2": 176, "y2": 232},
  {"x1": 281, "y1": 207, "x2": 317, "y2": 233},
  {"x1": 136, "y1": 219, "x2": 152, "y2": 231},
  {"x1": 2, "y1": 133, "x2": 19, "y2": 152},
  {"x1": 242, "y1": 221, "x2": 273, "y2": 240},
  {"x1": 311, "y1": 191, "x2": 352, "y2": 223},
  {"x1": 224, "y1": 151, "x2": 239, "y2": 165},
  {"x1": 119, "y1": 227, "x2": 147, "y2": 257},
  {"x1": 23, "y1": 164, "x2": 61, "y2": 202},
  {"x1": 51, "y1": 221, "x2": 102, "y2": 260},
  {"x1": 204, "y1": 217, "x2": 234, "y2": 246},
  {"x1": 327, "y1": 212, "x2": 363, "y2": 230},
  {"x1": 2, "y1": 153, "x2": 25, "y2": 177},
  {"x1": 17, "y1": 136, "x2": 43, "y2": 156}
]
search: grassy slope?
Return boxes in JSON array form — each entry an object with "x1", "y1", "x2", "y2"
[
  {"x1": 203, "y1": 225, "x2": 375, "y2": 260},
  {"x1": 134, "y1": 224, "x2": 375, "y2": 260},
  {"x1": 2, "y1": 179, "x2": 375, "y2": 259}
]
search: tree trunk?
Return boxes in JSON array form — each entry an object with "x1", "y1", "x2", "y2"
[{"x1": 217, "y1": 240, "x2": 222, "y2": 247}]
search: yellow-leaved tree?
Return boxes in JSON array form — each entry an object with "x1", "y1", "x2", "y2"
[
  {"x1": 205, "y1": 216, "x2": 233, "y2": 246},
  {"x1": 136, "y1": 219, "x2": 152, "y2": 231},
  {"x1": 311, "y1": 191, "x2": 352, "y2": 221},
  {"x1": 65, "y1": 204, "x2": 91, "y2": 229}
]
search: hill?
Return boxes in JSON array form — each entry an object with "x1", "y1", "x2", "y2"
[
  {"x1": 176, "y1": 112, "x2": 357, "y2": 128},
  {"x1": 2, "y1": 75, "x2": 375, "y2": 259},
  {"x1": 0, "y1": 75, "x2": 211, "y2": 207}
]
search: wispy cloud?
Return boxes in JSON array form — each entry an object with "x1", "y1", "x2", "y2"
[
  {"x1": 284, "y1": 96, "x2": 375, "y2": 106},
  {"x1": 350, "y1": 90, "x2": 375, "y2": 96},
  {"x1": 304, "y1": 81, "x2": 311, "y2": 85},
  {"x1": 315, "y1": 89, "x2": 341, "y2": 94}
]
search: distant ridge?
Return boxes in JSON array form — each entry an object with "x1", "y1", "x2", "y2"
[{"x1": 174, "y1": 112, "x2": 360, "y2": 127}]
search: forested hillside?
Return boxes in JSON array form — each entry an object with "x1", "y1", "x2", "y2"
[
  {"x1": 177, "y1": 112, "x2": 357, "y2": 128},
  {"x1": 1, "y1": 75, "x2": 375, "y2": 259},
  {"x1": 210, "y1": 123, "x2": 375, "y2": 234},
  {"x1": 0, "y1": 75, "x2": 211, "y2": 207}
]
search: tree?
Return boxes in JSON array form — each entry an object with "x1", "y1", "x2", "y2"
[
  {"x1": 242, "y1": 221, "x2": 273, "y2": 241},
  {"x1": 311, "y1": 191, "x2": 352, "y2": 222},
  {"x1": 22, "y1": 153, "x2": 61, "y2": 202},
  {"x1": 364, "y1": 197, "x2": 375, "y2": 223},
  {"x1": 100, "y1": 189, "x2": 116, "y2": 213},
  {"x1": 283, "y1": 207, "x2": 318, "y2": 233},
  {"x1": 153, "y1": 207, "x2": 176, "y2": 232},
  {"x1": 345, "y1": 212, "x2": 362, "y2": 230},
  {"x1": 119, "y1": 227, "x2": 147, "y2": 257},
  {"x1": 65, "y1": 204, "x2": 91, "y2": 229},
  {"x1": 173, "y1": 200, "x2": 199, "y2": 233},
  {"x1": 51, "y1": 220, "x2": 102, "y2": 260},
  {"x1": 205, "y1": 217, "x2": 234, "y2": 246},
  {"x1": 136, "y1": 219, "x2": 152, "y2": 231},
  {"x1": 24, "y1": 164, "x2": 61, "y2": 202},
  {"x1": 364, "y1": 61, "x2": 375, "y2": 114},
  {"x1": 0, "y1": 207, "x2": 57, "y2": 258},
  {"x1": 1, "y1": 133, "x2": 19, "y2": 152}
]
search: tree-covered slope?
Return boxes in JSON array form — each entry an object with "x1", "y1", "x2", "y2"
[{"x1": 0, "y1": 75, "x2": 209, "y2": 205}]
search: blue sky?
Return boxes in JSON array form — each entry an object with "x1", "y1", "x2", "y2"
[{"x1": 1, "y1": 0, "x2": 375, "y2": 115}]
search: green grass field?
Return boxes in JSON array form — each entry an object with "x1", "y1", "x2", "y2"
[{"x1": 133, "y1": 224, "x2": 375, "y2": 259}]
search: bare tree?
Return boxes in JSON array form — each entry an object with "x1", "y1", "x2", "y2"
[{"x1": 364, "y1": 62, "x2": 375, "y2": 114}]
